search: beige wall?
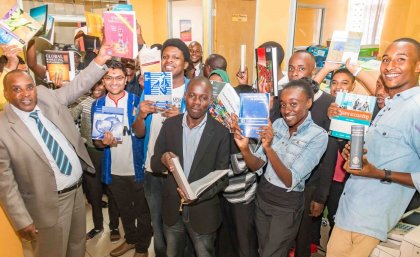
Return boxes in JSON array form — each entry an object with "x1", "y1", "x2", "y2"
[
  {"x1": 132, "y1": 0, "x2": 168, "y2": 46},
  {"x1": 298, "y1": 0, "x2": 348, "y2": 45},
  {"x1": 379, "y1": 0, "x2": 420, "y2": 55},
  {"x1": 0, "y1": 207, "x2": 23, "y2": 257}
]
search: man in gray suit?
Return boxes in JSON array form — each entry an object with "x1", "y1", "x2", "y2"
[{"x1": 0, "y1": 44, "x2": 112, "y2": 257}]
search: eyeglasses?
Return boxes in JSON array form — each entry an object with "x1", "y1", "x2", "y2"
[{"x1": 103, "y1": 76, "x2": 125, "y2": 82}]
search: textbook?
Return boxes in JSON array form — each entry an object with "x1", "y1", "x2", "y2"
[
  {"x1": 144, "y1": 72, "x2": 173, "y2": 110},
  {"x1": 38, "y1": 15, "x2": 55, "y2": 45},
  {"x1": 29, "y1": 5, "x2": 47, "y2": 35},
  {"x1": 208, "y1": 82, "x2": 240, "y2": 130},
  {"x1": 81, "y1": 34, "x2": 100, "y2": 52},
  {"x1": 171, "y1": 156, "x2": 230, "y2": 201},
  {"x1": 43, "y1": 50, "x2": 75, "y2": 82},
  {"x1": 255, "y1": 47, "x2": 278, "y2": 96},
  {"x1": 239, "y1": 93, "x2": 270, "y2": 138},
  {"x1": 139, "y1": 47, "x2": 161, "y2": 73},
  {"x1": 112, "y1": 4, "x2": 133, "y2": 11},
  {"x1": 85, "y1": 11, "x2": 103, "y2": 38},
  {"x1": 326, "y1": 30, "x2": 363, "y2": 65},
  {"x1": 210, "y1": 80, "x2": 227, "y2": 98},
  {"x1": 0, "y1": 5, "x2": 42, "y2": 46},
  {"x1": 103, "y1": 11, "x2": 138, "y2": 59},
  {"x1": 329, "y1": 92, "x2": 376, "y2": 140},
  {"x1": 92, "y1": 106, "x2": 125, "y2": 142}
]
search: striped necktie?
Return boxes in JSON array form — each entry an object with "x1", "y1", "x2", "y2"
[{"x1": 29, "y1": 111, "x2": 72, "y2": 175}]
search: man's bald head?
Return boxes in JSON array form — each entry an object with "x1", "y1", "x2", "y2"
[
  {"x1": 204, "y1": 54, "x2": 227, "y2": 78},
  {"x1": 288, "y1": 50, "x2": 316, "y2": 81}
]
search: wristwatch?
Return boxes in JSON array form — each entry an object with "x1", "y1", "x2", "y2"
[{"x1": 380, "y1": 169, "x2": 392, "y2": 184}]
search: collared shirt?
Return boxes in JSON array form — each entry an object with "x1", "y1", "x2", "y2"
[
  {"x1": 105, "y1": 91, "x2": 135, "y2": 176},
  {"x1": 182, "y1": 112, "x2": 207, "y2": 178},
  {"x1": 11, "y1": 105, "x2": 83, "y2": 190},
  {"x1": 254, "y1": 112, "x2": 328, "y2": 192},
  {"x1": 413, "y1": 172, "x2": 420, "y2": 192},
  {"x1": 335, "y1": 86, "x2": 420, "y2": 241}
]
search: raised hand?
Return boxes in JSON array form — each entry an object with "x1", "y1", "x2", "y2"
[
  {"x1": 162, "y1": 104, "x2": 180, "y2": 118},
  {"x1": 327, "y1": 102, "x2": 341, "y2": 119},
  {"x1": 259, "y1": 119, "x2": 274, "y2": 149},
  {"x1": 236, "y1": 66, "x2": 249, "y2": 85}
]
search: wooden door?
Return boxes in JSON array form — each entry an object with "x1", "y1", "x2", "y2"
[{"x1": 213, "y1": 0, "x2": 256, "y2": 84}]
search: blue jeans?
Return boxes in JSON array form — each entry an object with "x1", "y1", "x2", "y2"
[
  {"x1": 164, "y1": 209, "x2": 216, "y2": 257},
  {"x1": 144, "y1": 172, "x2": 167, "y2": 257}
]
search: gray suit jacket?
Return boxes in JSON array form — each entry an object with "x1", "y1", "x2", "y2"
[{"x1": 0, "y1": 61, "x2": 107, "y2": 231}]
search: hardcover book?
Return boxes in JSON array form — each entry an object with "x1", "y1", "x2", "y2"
[
  {"x1": 0, "y1": 5, "x2": 42, "y2": 46},
  {"x1": 208, "y1": 81, "x2": 240, "y2": 130},
  {"x1": 43, "y1": 50, "x2": 75, "y2": 82},
  {"x1": 239, "y1": 93, "x2": 270, "y2": 138},
  {"x1": 103, "y1": 11, "x2": 138, "y2": 59},
  {"x1": 139, "y1": 47, "x2": 161, "y2": 73},
  {"x1": 329, "y1": 92, "x2": 376, "y2": 140},
  {"x1": 112, "y1": 4, "x2": 133, "y2": 11},
  {"x1": 92, "y1": 106, "x2": 125, "y2": 142},
  {"x1": 144, "y1": 72, "x2": 173, "y2": 110},
  {"x1": 255, "y1": 47, "x2": 278, "y2": 96},
  {"x1": 85, "y1": 11, "x2": 103, "y2": 38},
  {"x1": 326, "y1": 31, "x2": 363, "y2": 65},
  {"x1": 171, "y1": 156, "x2": 230, "y2": 201},
  {"x1": 29, "y1": 5, "x2": 47, "y2": 35},
  {"x1": 38, "y1": 15, "x2": 54, "y2": 45}
]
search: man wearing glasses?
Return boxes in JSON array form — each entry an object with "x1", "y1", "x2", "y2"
[{"x1": 93, "y1": 60, "x2": 152, "y2": 257}]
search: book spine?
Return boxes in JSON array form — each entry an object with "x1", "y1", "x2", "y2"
[{"x1": 349, "y1": 125, "x2": 364, "y2": 169}]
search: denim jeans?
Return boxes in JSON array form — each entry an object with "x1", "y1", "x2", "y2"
[
  {"x1": 144, "y1": 172, "x2": 167, "y2": 257},
  {"x1": 164, "y1": 209, "x2": 216, "y2": 257}
]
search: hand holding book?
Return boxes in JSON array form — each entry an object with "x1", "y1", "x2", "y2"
[
  {"x1": 138, "y1": 100, "x2": 158, "y2": 119},
  {"x1": 161, "y1": 152, "x2": 177, "y2": 173},
  {"x1": 341, "y1": 143, "x2": 378, "y2": 177},
  {"x1": 102, "y1": 131, "x2": 118, "y2": 147}
]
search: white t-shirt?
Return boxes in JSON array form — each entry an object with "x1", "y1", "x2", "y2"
[
  {"x1": 105, "y1": 92, "x2": 135, "y2": 176},
  {"x1": 172, "y1": 84, "x2": 185, "y2": 108},
  {"x1": 145, "y1": 84, "x2": 185, "y2": 172}
]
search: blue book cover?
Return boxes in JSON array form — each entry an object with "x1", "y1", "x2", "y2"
[
  {"x1": 239, "y1": 93, "x2": 270, "y2": 138},
  {"x1": 112, "y1": 4, "x2": 133, "y2": 11},
  {"x1": 30, "y1": 5, "x2": 48, "y2": 35},
  {"x1": 92, "y1": 106, "x2": 125, "y2": 141},
  {"x1": 144, "y1": 72, "x2": 173, "y2": 110},
  {"x1": 329, "y1": 92, "x2": 376, "y2": 140}
]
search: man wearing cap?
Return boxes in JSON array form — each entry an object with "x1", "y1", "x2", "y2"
[
  {"x1": 133, "y1": 38, "x2": 191, "y2": 257},
  {"x1": 0, "y1": 44, "x2": 111, "y2": 257}
]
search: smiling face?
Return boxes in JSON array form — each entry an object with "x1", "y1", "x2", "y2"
[
  {"x1": 102, "y1": 68, "x2": 127, "y2": 98},
  {"x1": 189, "y1": 43, "x2": 202, "y2": 65},
  {"x1": 162, "y1": 46, "x2": 188, "y2": 80},
  {"x1": 4, "y1": 71, "x2": 37, "y2": 112},
  {"x1": 288, "y1": 52, "x2": 316, "y2": 81},
  {"x1": 185, "y1": 78, "x2": 212, "y2": 122},
  {"x1": 380, "y1": 42, "x2": 420, "y2": 97},
  {"x1": 280, "y1": 87, "x2": 312, "y2": 132},
  {"x1": 375, "y1": 76, "x2": 389, "y2": 109},
  {"x1": 330, "y1": 72, "x2": 355, "y2": 97}
]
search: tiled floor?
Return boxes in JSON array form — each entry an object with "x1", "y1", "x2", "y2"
[
  {"x1": 22, "y1": 199, "x2": 328, "y2": 257},
  {"x1": 23, "y1": 199, "x2": 155, "y2": 257}
]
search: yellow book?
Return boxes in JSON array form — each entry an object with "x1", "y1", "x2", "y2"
[{"x1": 85, "y1": 11, "x2": 103, "y2": 38}]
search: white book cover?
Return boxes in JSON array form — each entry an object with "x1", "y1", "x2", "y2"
[
  {"x1": 171, "y1": 157, "x2": 230, "y2": 201},
  {"x1": 92, "y1": 106, "x2": 125, "y2": 141}
]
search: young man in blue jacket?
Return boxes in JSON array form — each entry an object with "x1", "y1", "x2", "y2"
[{"x1": 93, "y1": 60, "x2": 152, "y2": 257}]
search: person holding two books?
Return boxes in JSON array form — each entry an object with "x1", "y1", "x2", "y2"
[{"x1": 232, "y1": 78, "x2": 328, "y2": 257}]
